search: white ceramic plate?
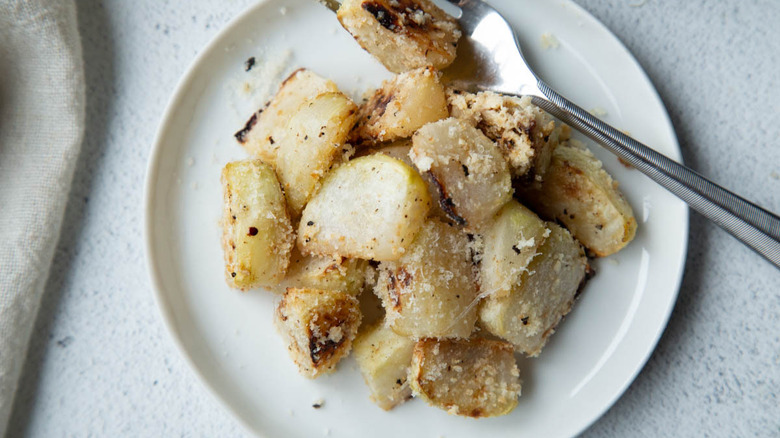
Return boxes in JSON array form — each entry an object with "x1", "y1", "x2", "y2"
[{"x1": 145, "y1": 0, "x2": 688, "y2": 437}]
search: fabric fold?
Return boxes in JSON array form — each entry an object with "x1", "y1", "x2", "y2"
[{"x1": 0, "y1": 0, "x2": 86, "y2": 435}]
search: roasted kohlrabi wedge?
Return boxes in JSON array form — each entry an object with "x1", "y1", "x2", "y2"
[
  {"x1": 221, "y1": 159, "x2": 294, "y2": 290},
  {"x1": 298, "y1": 154, "x2": 431, "y2": 261}
]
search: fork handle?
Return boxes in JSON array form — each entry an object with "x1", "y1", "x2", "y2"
[{"x1": 530, "y1": 81, "x2": 780, "y2": 269}]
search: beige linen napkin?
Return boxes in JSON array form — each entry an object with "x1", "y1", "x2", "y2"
[{"x1": 0, "y1": 0, "x2": 85, "y2": 435}]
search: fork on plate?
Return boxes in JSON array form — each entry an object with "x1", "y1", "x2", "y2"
[{"x1": 316, "y1": 0, "x2": 780, "y2": 268}]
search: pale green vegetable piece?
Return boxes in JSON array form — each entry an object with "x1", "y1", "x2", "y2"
[
  {"x1": 374, "y1": 218, "x2": 478, "y2": 339},
  {"x1": 479, "y1": 223, "x2": 588, "y2": 356},
  {"x1": 353, "y1": 321, "x2": 416, "y2": 410},
  {"x1": 479, "y1": 200, "x2": 549, "y2": 299},
  {"x1": 221, "y1": 159, "x2": 294, "y2": 290},
  {"x1": 276, "y1": 91, "x2": 358, "y2": 216},
  {"x1": 298, "y1": 154, "x2": 431, "y2": 261},
  {"x1": 235, "y1": 68, "x2": 338, "y2": 165}
]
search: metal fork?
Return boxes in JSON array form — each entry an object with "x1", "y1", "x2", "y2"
[{"x1": 316, "y1": 0, "x2": 780, "y2": 268}]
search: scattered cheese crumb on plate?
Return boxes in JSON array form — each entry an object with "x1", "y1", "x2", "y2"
[{"x1": 540, "y1": 32, "x2": 560, "y2": 50}]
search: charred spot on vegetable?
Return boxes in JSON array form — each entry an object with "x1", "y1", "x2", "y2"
[
  {"x1": 584, "y1": 263, "x2": 596, "y2": 280},
  {"x1": 309, "y1": 336, "x2": 339, "y2": 364},
  {"x1": 386, "y1": 268, "x2": 413, "y2": 311},
  {"x1": 428, "y1": 171, "x2": 466, "y2": 226},
  {"x1": 361, "y1": 2, "x2": 400, "y2": 32},
  {"x1": 281, "y1": 67, "x2": 305, "y2": 87},
  {"x1": 595, "y1": 224, "x2": 604, "y2": 230},
  {"x1": 269, "y1": 136, "x2": 275, "y2": 145},
  {"x1": 520, "y1": 122, "x2": 535, "y2": 139},
  {"x1": 511, "y1": 245, "x2": 522, "y2": 255},
  {"x1": 492, "y1": 121, "x2": 536, "y2": 160},
  {"x1": 361, "y1": 0, "x2": 433, "y2": 33},
  {"x1": 365, "y1": 89, "x2": 394, "y2": 120},
  {"x1": 461, "y1": 164, "x2": 470, "y2": 177},
  {"x1": 231, "y1": 272, "x2": 237, "y2": 278},
  {"x1": 244, "y1": 56, "x2": 256, "y2": 72},
  {"x1": 312, "y1": 402, "x2": 323, "y2": 409},
  {"x1": 574, "y1": 263, "x2": 596, "y2": 299},
  {"x1": 386, "y1": 275, "x2": 399, "y2": 308},
  {"x1": 307, "y1": 221, "x2": 314, "y2": 226},
  {"x1": 248, "y1": 227, "x2": 259, "y2": 236},
  {"x1": 234, "y1": 113, "x2": 258, "y2": 144},
  {"x1": 307, "y1": 311, "x2": 350, "y2": 365},
  {"x1": 397, "y1": 269, "x2": 413, "y2": 287},
  {"x1": 521, "y1": 316, "x2": 529, "y2": 325}
]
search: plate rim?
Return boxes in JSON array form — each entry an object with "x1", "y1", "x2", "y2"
[
  {"x1": 142, "y1": 1, "x2": 280, "y2": 435},
  {"x1": 143, "y1": 0, "x2": 690, "y2": 436},
  {"x1": 551, "y1": 1, "x2": 690, "y2": 434}
]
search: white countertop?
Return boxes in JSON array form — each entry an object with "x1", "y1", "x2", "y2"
[{"x1": 6, "y1": 0, "x2": 780, "y2": 436}]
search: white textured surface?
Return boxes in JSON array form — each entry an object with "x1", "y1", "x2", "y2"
[{"x1": 6, "y1": 0, "x2": 780, "y2": 437}]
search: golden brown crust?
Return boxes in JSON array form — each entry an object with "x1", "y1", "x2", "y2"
[
  {"x1": 351, "y1": 67, "x2": 448, "y2": 145},
  {"x1": 275, "y1": 288, "x2": 362, "y2": 378},
  {"x1": 515, "y1": 143, "x2": 637, "y2": 257},
  {"x1": 409, "y1": 337, "x2": 521, "y2": 417},
  {"x1": 446, "y1": 89, "x2": 570, "y2": 181},
  {"x1": 338, "y1": 0, "x2": 461, "y2": 73}
]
